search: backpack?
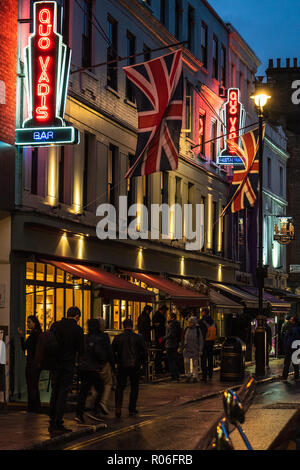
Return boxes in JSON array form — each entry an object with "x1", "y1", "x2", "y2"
[
  {"x1": 203, "y1": 321, "x2": 217, "y2": 341},
  {"x1": 86, "y1": 336, "x2": 107, "y2": 364},
  {"x1": 35, "y1": 330, "x2": 60, "y2": 371}
]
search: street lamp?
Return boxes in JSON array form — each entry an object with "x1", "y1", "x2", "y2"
[{"x1": 250, "y1": 88, "x2": 271, "y2": 378}]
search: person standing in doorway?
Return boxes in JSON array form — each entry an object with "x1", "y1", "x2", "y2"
[
  {"x1": 112, "y1": 318, "x2": 147, "y2": 418},
  {"x1": 49, "y1": 306, "x2": 84, "y2": 436},
  {"x1": 18, "y1": 316, "x2": 42, "y2": 413}
]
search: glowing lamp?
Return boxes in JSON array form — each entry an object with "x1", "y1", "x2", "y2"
[{"x1": 250, "y1": 91, "x2": 271, "y2": 110}]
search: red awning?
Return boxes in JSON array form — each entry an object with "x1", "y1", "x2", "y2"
[
  {"x1": 123, "y1": 271, "x2": 209, "y2": 307},
  {"x1": 45, "y1": 260, "x2": 154, "y2": 302}
]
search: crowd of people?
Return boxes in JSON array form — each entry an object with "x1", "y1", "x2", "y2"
[{"x1": 18, "y1": 304, "x2": 300, "y2": 437}]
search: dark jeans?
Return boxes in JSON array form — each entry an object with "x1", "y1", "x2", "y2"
[
  {"x1": 282, "y1": 348, "x2": 300, "y2": 379},
  {"x1": 49, "y1": 366, "x2": 74, "y2": 428},
  {"x1": 166, "y1": 348, "x2": 180, "y2": 379},
  {"x1": 201, "y1": 342, "x2": 214, "y2": 379},
  {"x1": 76, "y1": 370, "x2": 104, "y2": 417},
  {"x1": 25, "y1": 362, "x2": 41, "y2": 412},
  {"x1": 115, "y1": 367, "x2": 140, "y2": 412}
]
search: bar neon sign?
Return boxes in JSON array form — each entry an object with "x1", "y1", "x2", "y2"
[
  {"x1": 217, "y1": 88, "x2": 245, "y2": 165},
  {"x1": 16, "y1": 1, "x2": 79, "y2": 146}
]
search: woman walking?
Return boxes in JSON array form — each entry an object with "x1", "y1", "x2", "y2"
[
  {"x1": 17, "y1": 316, "x2": 42, "y2": 413},
  {"x1": 183, "y1": 316, "x2": 203, "y2": 383}
]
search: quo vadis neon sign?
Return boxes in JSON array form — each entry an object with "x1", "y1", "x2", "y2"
[
  {"x1": 217, "y1": 88, "x2": 245, "y2": 165},
  {"x1": 16, "y1": 1, "x2": 79, "y2": 146}
]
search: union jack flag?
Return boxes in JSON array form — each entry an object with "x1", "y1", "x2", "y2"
[
  {"x1": 221, "y1": 126, "x2": 265, "y2": 216},
  {"x1": 123, "y1": 50, "x2": 183, "y2": 178}
]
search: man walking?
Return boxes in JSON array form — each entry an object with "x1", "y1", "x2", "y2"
[
  {"x1": 49, "y1": 306, "x2": 84, "y2": 435},
  {"x1": 281, "y1": 316, "x2": 300, "y2": 382},
  {"x1": 112, "y1": 318, "x2": 147, "y2": 418}
]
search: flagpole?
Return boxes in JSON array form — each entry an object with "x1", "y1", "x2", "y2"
[{"x1": 251, "y1": 87, "x2": 271, "y2": 378}]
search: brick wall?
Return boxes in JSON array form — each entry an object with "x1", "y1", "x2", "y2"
[{"x1": 0, "y1": 0, "x2": 18, "y2": 145}]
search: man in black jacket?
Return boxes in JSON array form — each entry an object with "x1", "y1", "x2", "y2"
[
  {"x1": 49, "y1": 306, "x2": 84, "y2": 435},
  {"x1": 137, "y1": 305, "x2": 153, "y2": 345},
  {"x1": 112, "y1": 318, "x2": 147, "y2": 418}
]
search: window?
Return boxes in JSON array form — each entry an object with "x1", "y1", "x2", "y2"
[
  {"x1": 160, "y1": 0, "x2": 168, "y2": 26},
  {"x1": 213, "y1": 201, "x2": 218, "y2": 254},
  {"x1": 58, "y1": 147, "x2": 65, "y2": 204},
  {"x1": 267, "y1": 157, "x2": 272, "y2": 188},
  {"x1": 107, "y1": 15, "x2": 118, "y2": 91},
  {"x1": 108, "y1": 144, "x2": 118, "y2": 205},
  {"x1": 239, "y1": 72, "x2": 244, "y2": 101},
  {"x1": 126, "y1": 31, "x2": 136, "y2": 102},
  {"x1": 184, "y1": 81, "x2": 193, "y2": 137},
  {"x1": 280, "y1": 166, "x2": 283, "y2": 195},
  {"x1": 161, "y1": 171, "x2": 169, "y2": 205},
  {"x1": 175, "y1": 176, "x2": 182, "y2": 205},
  {"x1": 31, "y1": 148, "x2": 38, "y2": 195},
  {"x1": 221, "y1": 45, "x2": 226, "y2": 86},
  {"x1": 82, "y1": 132, "x2": 90, "y2": 208},
  {"x1": 210, "y1": 121, "x2": 217, "y2": 162},
  {"x1": 212, "y1": 35, "x2": 218, "y2": 80},
  {"x1": 82, "y1": 0, "x2": 92, "y2": 68},
  {"x1": 200, "y1": 196, "x2": 206, "y2": 251},
  {"x1": 127, "y1": 154, "x2": 136, "y2": 207},
  {"x1": 199, "y1": 112, "x2": 206, "y2": 155},
  {"x1": 201, "y1": 22, "x2": 208, "y2": 69},
  {"x1": 187, "y1": 4, "x2": 195, "y2": 53},
  {"x1": 63, "y1": 0, "x2": 70, "y2": 45},
  {"x1": 231, "y1": 63, "x2": 236, "y2": 87},
  {"x1": 175, "y1": 0, "x2": 183, "y2": 40},
  {"x1": 143, "y1": 44, "x2": 151, "y2": 62}
]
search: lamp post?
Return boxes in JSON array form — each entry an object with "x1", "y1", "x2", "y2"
[{"x1": 250, "y1": 89, "x2": 271, "y2": 378}]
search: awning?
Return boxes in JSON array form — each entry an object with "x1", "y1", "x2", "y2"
[
  {"x1": 122, "y1": 271, "x2": 209, "y2": 307},
  {"x1": 209, "y1": 289, "x2": 244, "y2": 315},
  {"x1": 210, "y1": 283, "x2": 265, "y2": 309},
  {"x1": 240, "y1": 287, "x2": 291, "y2": 313},
  {"x1": 45, "y1": 260, "x2": 154, "y2": 302}
]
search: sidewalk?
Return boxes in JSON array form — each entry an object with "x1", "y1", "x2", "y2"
[{"x1": 0, "y1": 358, "x2": 285, "y2": 450}]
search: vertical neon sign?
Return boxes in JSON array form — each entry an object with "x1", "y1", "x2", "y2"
[{"x1": 16, "y1": 1, "x2": 79, "y2": 146}]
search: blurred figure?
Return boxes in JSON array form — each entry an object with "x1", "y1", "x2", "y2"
[
  {"x1": 137, "y1": 305, "x2": 153, "y2": 346},
  {"x1": 266, "y1": 322, "x2": 272, "y2": 369},
  {"x1": 199, "y1": 312, "x2": 217, "y2": 381},
  {"x1": 153, "y1": 304, "x2": 168, "y2": 374},
  {"x1": 281, "y1": 316, "x2": 300, "y2": 381},
  {"x1": 183, "y1": 316, "x2": 203, "y2": 383},
  {"x1": 164, "y1": 312, "x2": 182, "y2": 382},
  {"x1": 17, "y1": 316, "x2": 42, "y2": 413},
  {"x1": 112, "y1": 318, "x2": 147, "y2": 418},
  {"x1": 97, "y1": 317, "x2": 115, "y2": 415}
]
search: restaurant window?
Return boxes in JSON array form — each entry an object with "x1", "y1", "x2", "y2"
[
  {"x1": 201, "y1": 22, "x2": 208, "y2": 69},
  {"x1": 107, "y1": 15, "x2": 118, "y2": 91},
  {"x1": 82, "y1": 0, "x2": 93, "y2": 68},
  {"x1": 126, "y1": 31, "x2": 136, "y2": 102},
  {"x1": 212, "y1": 35, "x2": 218, "y2": 80},
  {"x1": 25, "y1": 262, "x2": 92, "y2": 332}
]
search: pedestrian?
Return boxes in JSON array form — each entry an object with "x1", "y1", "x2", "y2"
[
  {"x1": 183, "y1": 316, "x2": 203, "y2": 383},
  {"x1": 281, "y1": 316, "x2": 300, "y2": 381},
  {"x1": 164, "y1": 312, "x2": 182, "y2": 382},
  {"x1": 112, "y1": 318, "x2": 147, "y2": 418},
  {"x1": 152, "y1": 304, "x2": 168, "y2": 374},
  {"x1": 266, "y1": 322, "x2": 272, "y2": 369},
  {"x1": 137, "y1": 305, "x2": 153, "y2": 346},
  {"x1": 75, "y1": 318, "x2": 114, "y2": 423},
  {"x1": 97, "y1": 317, "x2": 115, "y2": 415},
  {"x1": 17, "y1": 315, "x2": 42, "y2": 413},
  {"x1": 199, "y1": 312, "x2": 217, "y2": 381},
  {"x1": 48, "y1": 306, "x2": 84, "y2": 436}
]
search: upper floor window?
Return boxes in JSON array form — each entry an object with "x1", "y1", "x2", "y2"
[
  {"x1": 184, "y1": 81, "x2": 193, "y2": 138},
  {"x1": 212, "y1": 35, "x2": 218, "y2": 80},
  {"x1": 187, "y1": 4, "x2": 195, "y2": 53},
  {"x1": 267, "y1": 157, "x2": 272, "y2": 188},
  {"x1": 82, "y1": 0, "x2": 93, "y2": 68},
  {"x1": 126, "y1": 31, "x2": 136, "y2": 102},
  {"x1": 221, "y1": 45, "x2": 226, "y2": 86},
  {"x1": 143, "y1": 44, "x2": 151, "y2": 62},
  {"x1": 279, "y1": 165, "x2": 283, "y2": 195},
  {"x1": 210, "y1": 120, "x2": 217, "y2": 162},
  {"x1": 199, "y1": 111, "x2": 206, "y2": 155},
  {"x1": 160, "y1": 0, "x2": 169, "y2": 27},
  {"x1": 175, "y1": 0, "x2": 183, "y2": 40},
  {"x1": 107, "y1": 15, "x2": 118, "y2": 91},
  {"x1": 201, "y1": 22, "x2": 208, "y2": 69}
]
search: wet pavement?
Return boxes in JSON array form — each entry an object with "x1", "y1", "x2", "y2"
[{"x1": 0, "y1": 358, "x2": 291, "y2": 450}]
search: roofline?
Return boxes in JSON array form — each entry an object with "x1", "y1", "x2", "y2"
[
  {"x1": 201, "y1": 0, "x2": 230, "y2": 31},
  {"x1": 227, "y1": 23, "x2": 261, "y2": 68}
]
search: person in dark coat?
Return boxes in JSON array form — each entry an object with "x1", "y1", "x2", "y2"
[
  {"x1": 137, "y1": 305, "x2": 153, "y2": 345},
  {"x1": 153, "y1": 305, "x2": 168, "y2": 374},
  {"x1": 199, "y1": 313, "x2": 217, "y2": 381},
  {"x1": 281, "y1": 316, "x2": 300, "y2": 381},
  {"x1": 75, "y1": 318, "x2": 114, "y2": 423},
  {"x1": 49, "y1": 306, "x2": 84, "y2": 435},
  {"x1": 112, "y1": 318, "x2": 147, "y2": 418},
  {"x1": 164, "y1": 312, "x2": 182, "y2": 381},
  {"x1": 17, "y1": 315, "x2": 42, "y2": 413}
]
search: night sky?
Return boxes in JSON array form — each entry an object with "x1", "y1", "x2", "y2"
[{"x1": 209, "y1": 0, "x2": 300, "y2": 76}]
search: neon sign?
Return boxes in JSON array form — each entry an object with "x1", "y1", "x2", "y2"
[
  {"x1": 217, "y1": 88, "x2": 245, "y2": 165},
  {"x1": 16, "y1": 1, "x2": 79, "y2": 146}
]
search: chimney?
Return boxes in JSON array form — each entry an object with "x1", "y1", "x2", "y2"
[
  {"x1": 268, "y1": 59, "x2": 274, "y2": 68},
  {"x1": 286, "y1": 58, "x2": 290, "y2": 68},
  {"x1": 294, "y1": 58, "x2": 298, "y2": 67},
  {"x1": 277, "y1": 58, "x2": 281, "y2": 68}
]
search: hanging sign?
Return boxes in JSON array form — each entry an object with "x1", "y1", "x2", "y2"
[
  {"x1": 274, "y1": 217, "x2": 295, "y2": 245},
  {"x1": 16, "y1": 1, "x2": 79, "y2": 146},
  {"x1": 217, "y1": 88, "x2": 245, "y2": 165}
]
